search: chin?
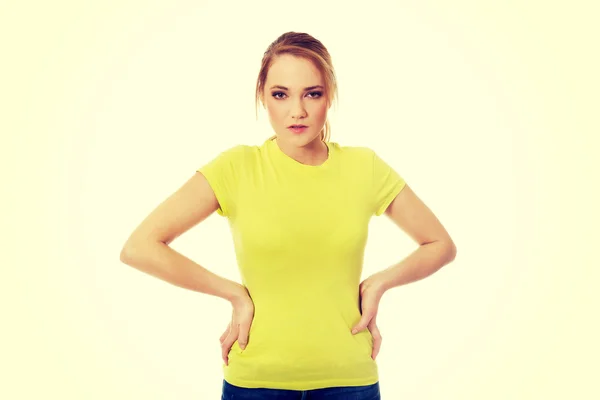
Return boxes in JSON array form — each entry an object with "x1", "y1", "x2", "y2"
[{"x1": 285, "y1": 131, "x2": 321, "y2": 145}]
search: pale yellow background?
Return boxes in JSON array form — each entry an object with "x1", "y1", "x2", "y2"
[{"x1": 2, "y1": 0, "x2": 598, "y2": 399}]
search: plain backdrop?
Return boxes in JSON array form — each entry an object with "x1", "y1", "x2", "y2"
[{"x1": 2, "y1": 0, "x2": 599, "y2": 399}]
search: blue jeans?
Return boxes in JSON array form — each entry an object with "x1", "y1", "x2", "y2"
[{"x1": 221, "y1": 379, "x2": 381, "y2": 400}]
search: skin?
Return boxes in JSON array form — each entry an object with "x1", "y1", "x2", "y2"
[
  {"x1": 220, "y1": 54, "x2": 336, "y2": 364},
  {"x1": 261, "y1": 53, "x2": 331, "y2": 166},
  {"x1": 121, "y1": 54, "x2": 456, "y2": 368},
  {"x1": 349, "y1": 185, "x2": 457, "y2": 360},
  {"x1": 220, "y1": 54, "x2": 456, "y2": 363}
]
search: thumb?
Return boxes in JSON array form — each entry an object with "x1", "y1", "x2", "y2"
[{"x1": 352, "y1": 315, "x2": 370, "y2": 335}]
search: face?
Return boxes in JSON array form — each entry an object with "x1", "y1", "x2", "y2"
[{"x1": 262, "y1": 54, "x2": 329, "y2": 148}]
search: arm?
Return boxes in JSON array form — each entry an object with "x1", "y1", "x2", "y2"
[
  {"x1": 119, "y1": 171, "x2": 247, "y2": 303},
  {"x1": 376, "y1": 184, "x2": 457, "y2": 293},
  {"x1": 352, "y1": 184, "x2": 457, "y2": 349}
]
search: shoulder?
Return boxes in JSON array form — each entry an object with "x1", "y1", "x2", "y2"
[
  {"x1": 220, "y1": 143, "x2": 254, "y2": 157},
  {"x1": 198, "y1": 144, "x2": 258, "y2": 176},
  {"x1": 332, "y1": 142, "x2": 377, "y2": 165},
  {"x1": 332, "y1": 142, "x2": 375, "y2": 157},
  {"x1": 210, "y1": 143, "x2": 257, "y2": 164}
]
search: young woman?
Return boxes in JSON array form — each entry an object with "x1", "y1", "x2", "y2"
[{"x1": 120, "y1": 31, "x2": 457, "y2": 400}]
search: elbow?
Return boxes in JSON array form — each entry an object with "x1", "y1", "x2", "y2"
[
  {"x1": 431, "y1": 237, "x2": 456, "y2": 265},
  {"x1": 120, "y1": 239, "x2": 167, "y2": 264},
  {"x1": 120, "y1": 239, "x2": 141, "y2": 264},
  {"x1": 120, "y1": 245, "x2": 134, "y2": 264},
  {"x1": 445, "y1": 240, "x2": 457, "y2": 263}
]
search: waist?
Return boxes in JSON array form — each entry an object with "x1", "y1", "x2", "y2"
[{"x1": 223, "y1": 308, "x2": 377, "y2": 386}]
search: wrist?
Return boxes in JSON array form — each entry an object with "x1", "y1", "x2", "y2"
[
  {"x1": 374, "y1": 269, "x2": 393, "y2": 296},
  {"x1": 227, "y1": 281, "x2": 249, "y2": 304}
]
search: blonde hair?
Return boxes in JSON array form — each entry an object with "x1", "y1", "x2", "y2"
[{"x1": 255, "y1": 32, "x2": 339, "y2": 142}]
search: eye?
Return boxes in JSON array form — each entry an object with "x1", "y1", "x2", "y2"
[{"x1": 271, "y1": 91, "x2": 324, "y2": 100}]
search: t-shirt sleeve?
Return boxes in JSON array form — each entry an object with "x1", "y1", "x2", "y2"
[
  {"x1": 196, "y1": 145, "x2": 245, "y2": 217},
  {"x1": 371, "y1": 149, "x2": 406, "y2": 216}
]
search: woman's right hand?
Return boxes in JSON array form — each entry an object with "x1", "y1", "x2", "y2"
[{"x1": 220, "y1": 288, "x2": 255, "y2": 366}]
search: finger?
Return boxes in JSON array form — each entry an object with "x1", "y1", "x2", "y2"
[
  {"x1": 370, "y1": 325, "x2": 382, "y2": 360},
  {"x1": 352, "y1": 315, "x2": 371, "y2": 335},
  {"x1": 221, "y1": 325, "x2": 238, "y2": 365},
  {"x1": 237, "y1": 320, "x2": 253, "y2": 350},
  {"x1": 221, "y1": 309, "x2": 234, "y2": 345},
  {"x1": 219, "y1": 322, "x2": 231, "y2": 344},
  {"x1": 222, "y1": 345, "x2": 228, "y2": 366},
  {"x1": 222, "y1": 338, "x2": 234, "y2": 365},
  {"x1": 221, "y1": 338, "x2": 231, "y2": 365}
]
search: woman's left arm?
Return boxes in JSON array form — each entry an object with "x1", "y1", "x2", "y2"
[
  {"x1": 375, "y1": 183, "x2": 457, "y2": 291},
  {"x1": 351, "y1": 184, "x2": 457, "y2": 358}
]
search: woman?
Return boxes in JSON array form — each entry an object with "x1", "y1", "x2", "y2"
[{"x1": 120, "y1": 32, "x2": 457, "y2": 399}]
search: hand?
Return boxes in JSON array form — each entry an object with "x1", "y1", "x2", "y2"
[
  {"x1": 351, "y1": 272, "x2": 388, "y2": 361},
  {"x1": 220, "y1": 288, "x2": 255, "y2": 366}
]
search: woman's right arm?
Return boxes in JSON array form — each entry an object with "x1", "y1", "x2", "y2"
[{"x1": 119, "y1": 171, "x2": 247, "y2": 304}]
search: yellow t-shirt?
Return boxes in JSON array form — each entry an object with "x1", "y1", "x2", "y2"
[{"x1": 197, "y1": 137, "x2": 406, "y2": 390}]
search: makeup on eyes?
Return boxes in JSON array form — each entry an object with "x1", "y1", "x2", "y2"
[{"x1": 271, "y1": 91, "x2": 323, "y2": 100}]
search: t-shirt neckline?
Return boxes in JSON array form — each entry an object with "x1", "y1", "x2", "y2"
[{"x1": 267, "y1": 138, "x2": 334, "y2": 170}]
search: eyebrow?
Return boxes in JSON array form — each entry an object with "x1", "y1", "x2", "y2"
[{"x1": 270, "y1": 85, "x2": 324, "y2": 91}]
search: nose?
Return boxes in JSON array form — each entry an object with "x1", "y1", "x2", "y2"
[{"x1": 290, "y1": 98, "x2": 307, "y2": 119}]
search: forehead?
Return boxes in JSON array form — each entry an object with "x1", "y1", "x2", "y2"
[{"x1": 265, "y1": 54, "x2": 323, "y2": 88}]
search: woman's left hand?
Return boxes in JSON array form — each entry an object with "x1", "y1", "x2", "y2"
[{"x1": 351, "y1": 272, "x2": 388, "y2": 360}]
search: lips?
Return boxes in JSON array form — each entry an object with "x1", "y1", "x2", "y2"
[{"x1": 288, "y1": 125, "x2": 307, "y2": 128}]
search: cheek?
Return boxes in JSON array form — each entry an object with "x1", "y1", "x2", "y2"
[
  {"x1": 265, "y1": 102, "x2": 283, "y2": 120},
  {"x1": 312, "y1": 102, "x2": 328, "y2": 120},
  {"x1": 266, "y1": 99, "x2": 284, "y2": 112}
]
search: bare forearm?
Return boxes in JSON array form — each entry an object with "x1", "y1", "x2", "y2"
[
  {"x1": 378, "y1": 240, "x2": 457, "y2": 293},
  {"x1": 120, "y1": 241, "x2": 246, "y2": 303}
]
